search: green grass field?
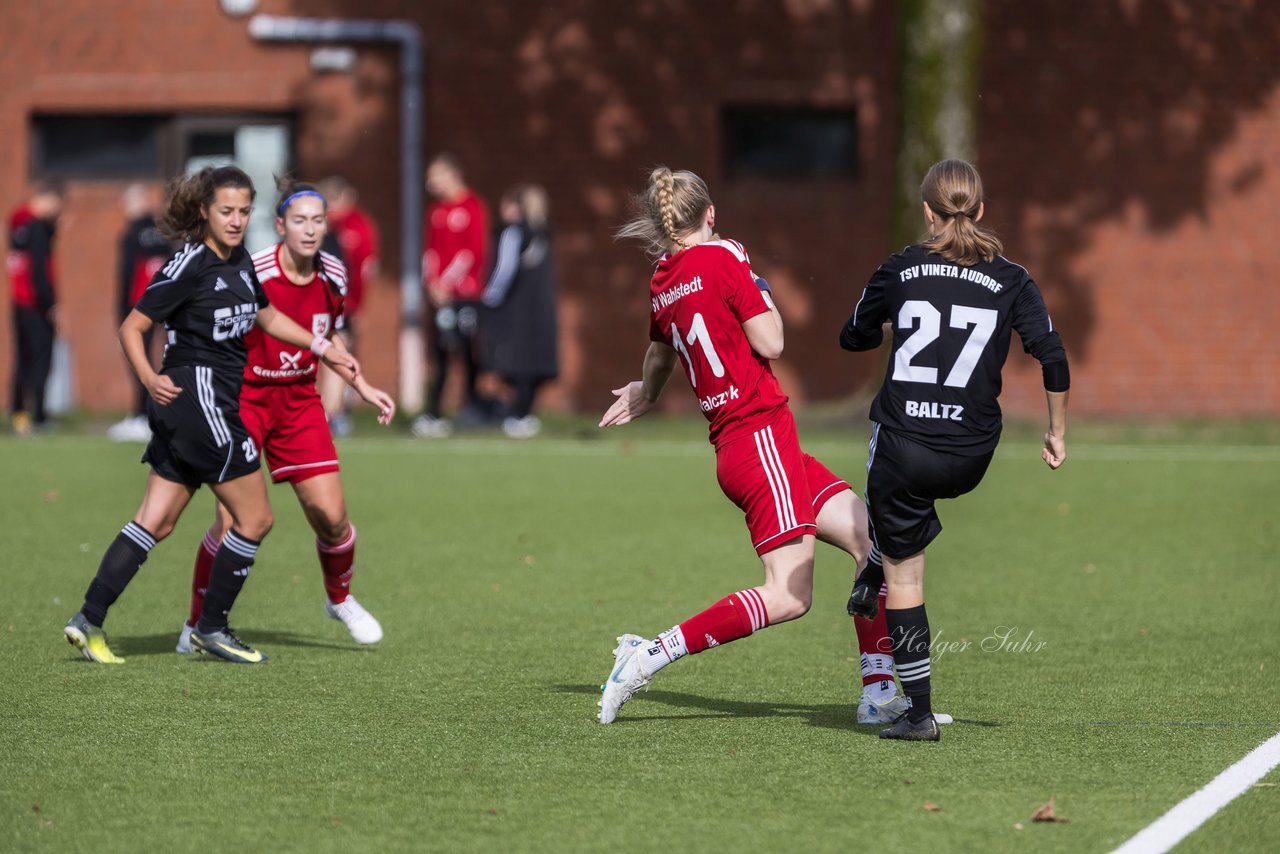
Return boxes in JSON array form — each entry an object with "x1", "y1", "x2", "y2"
[{"x1": 2, "y1": 419, "x2": 1278, "y2": 853}]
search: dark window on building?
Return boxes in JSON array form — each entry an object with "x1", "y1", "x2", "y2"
[
  {"x1": 188, "y1": 131, "x2": 238, "y2": 159},
  {"x1": 32, "y1": 114, "x2": 163, "y2": 179},
  {"x1": 722, "y1": 106, "x2": 858, "y2": 180}
]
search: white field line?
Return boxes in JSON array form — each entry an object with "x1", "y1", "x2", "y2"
[{"x1": 1109, "y1": 730, "x2": 1280, "y2": 854}]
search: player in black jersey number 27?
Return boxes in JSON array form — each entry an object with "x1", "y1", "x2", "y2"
[
  {"x1": 840, "y1": 159, "x2": 1070, "y2": 740},
  {"x1": 63, "y1": 166, "x2": 360, "y2": 665}
]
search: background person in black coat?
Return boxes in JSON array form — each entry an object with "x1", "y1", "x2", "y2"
[{"x1": 482, "y1": 184, "x2": 559, "y2": 438}]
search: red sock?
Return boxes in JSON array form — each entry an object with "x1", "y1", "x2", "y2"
[
  {"x1": 187, "y1": 531, "x2": 219, "y2": 627},
  {"x1": 318, "y1": 523, "x2": 356, "y2": 604},
  {"x1": 679, "y1": 588, "x2": 769, "y2": 654},
  {"x1": 854, "y1": 584, "x2": 893, "y2": 686}
]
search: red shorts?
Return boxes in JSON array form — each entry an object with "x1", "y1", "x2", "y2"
[
  {"x1": 715, "y1": 408, "x2": 851, "y2": 555},
  {"x1": 240, "y1": 381, "x2": 340, "y2": 484}
]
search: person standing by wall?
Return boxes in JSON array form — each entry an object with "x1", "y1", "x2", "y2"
[
  {"x1": 412, "y1": 153, "x2": 489, "y2": 438},
  {"x1": 108, "y1": 182, "x2": 172, "y2": 442},
  {"x1": 316, "y1": 175, "x2": 380, "y2": 437},
  {"x1": 7, "y1": 181, "x2": 64, "y2": 435},
  {"x1": 482, "y1": 184, "x2": 559, "y2": 439}
]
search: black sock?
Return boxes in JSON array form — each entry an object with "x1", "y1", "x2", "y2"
[
  {"x1": 81, "y1": 522, "x2": 156, "y2": 627},
  {"x1": 857, "y1": 546, "x2": 885, "y2": 591},
  {"x1": 887, "y1": 603, "x2": 932, "y2": 723},
  {"x1": 197, "y1": 529, "x2": 260, "y2": 632}
]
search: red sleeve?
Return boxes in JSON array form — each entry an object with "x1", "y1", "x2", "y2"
[{"x1": 720, "y1": 247, "x2": 771, "y2": 324}]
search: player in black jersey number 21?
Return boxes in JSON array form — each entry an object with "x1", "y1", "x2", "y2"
[
  {"x1": 63, "y1": 166, "x2": 360, "y2": 665},
  {"x1": 840, "y1": 159, "x2": 1070, "y2": 740}
]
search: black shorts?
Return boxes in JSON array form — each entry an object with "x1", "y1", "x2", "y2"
[
  {"x1": 142, "y1": 365, "x2": 261, "y2": 487},
  {"x1": 864, "y1": 423, "x2": 993, "y2": 559}
]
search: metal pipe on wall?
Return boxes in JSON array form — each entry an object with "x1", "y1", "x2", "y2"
[{"x1": 248, "y1": 14, "x2": 426, "y2": 413}]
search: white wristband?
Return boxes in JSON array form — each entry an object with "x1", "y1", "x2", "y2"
[{"x1": 310, "y1": 336, "x2": 333, "y2": 358}]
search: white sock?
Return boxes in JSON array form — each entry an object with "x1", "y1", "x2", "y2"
[
  {"x1": 638, "y1": 625, "x2": 686, "y2": 676},
  {"x1": 864, "y1": 677, "x2": 898, "y2": 703},
  {"x1": 861, "y1": 652, "x2": 895, "y2": 682}
]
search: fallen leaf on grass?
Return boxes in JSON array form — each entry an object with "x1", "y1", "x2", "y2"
[
  {"x1": 1032, "y1": 797, "x2": 1069, "y2": 823},
  {"x1": 32, "y1": 804, "x2": 41, "y2": 813},
  {"x1": 487, "y1": 808, "x2": 498, "y2": 816},
  {"x1": 924, "y1": 802, "x2": 941, "y2": 812}
]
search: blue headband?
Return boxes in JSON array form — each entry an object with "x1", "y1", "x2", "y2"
[{"x1": 277, "y1": 190, "x2": 326, "y2": 216}]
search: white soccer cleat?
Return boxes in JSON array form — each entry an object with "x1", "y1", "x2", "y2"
[
  {"x1": 857, "y1": 689, "x2": 954, "y2": 725},
  {"x1": 176, "y1": 622, "x2": 194, "y2": 654},
  {"x1": 410, "y1": 415, "x2": 452, "y2": 438},
  {"x1": 857, "y1": 690, "x2": 910, "y2": 724},
  {"x1": 325, "y1": 595, "x2": 383, "y2": 644},
  {"x1": 598, "y1": 633, "x2": 651, "y2": 724},
  {"x1": 107, "y1": 414, "x2": 151, "y2": 443}
]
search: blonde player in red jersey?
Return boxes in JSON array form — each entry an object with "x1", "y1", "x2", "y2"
[
  {"x1": 176, "y1": 179, "x2": 395, "y2": 653},
  {"x1": 598, "y1": 167, "x2": 950, "y2": 726}
]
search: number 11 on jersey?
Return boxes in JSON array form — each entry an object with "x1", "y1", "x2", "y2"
[{"x1": 671, "y1": 313, "x2": 725, "y2": 387}]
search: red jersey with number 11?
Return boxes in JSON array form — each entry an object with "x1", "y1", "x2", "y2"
[
  {"x1": 243, "y1": 244, "x2": 347, "y2": 386},
  {"x1": 648, "y1": 239, "x2": 788, "y2": 448}
]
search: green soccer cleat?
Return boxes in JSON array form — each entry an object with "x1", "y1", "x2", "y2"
[
  {"x1": 190, "y1": 626, "x2": 268, "y2": 664},
  {"x1": 64, "y1": 613, "x2": 125, "y2": 664}
]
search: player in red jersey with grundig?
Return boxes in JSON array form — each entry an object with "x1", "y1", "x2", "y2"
[
  {"x1": 597, "y1": 167, "x2": 944, "y2": 726},
  {"x1": 177, "y1": 179, "x2": 395, "y2": 653}
]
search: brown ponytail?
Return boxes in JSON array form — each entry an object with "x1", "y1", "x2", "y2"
[
  {"x1": 920, "y1": 159, "x2": 1002, "y2": 266},
  {"x1": 160, "y1": 165, "x2": 256, "y2": 244},
  {"x1": 617, "y1": 166, "x2": 713, "y2": 258}
]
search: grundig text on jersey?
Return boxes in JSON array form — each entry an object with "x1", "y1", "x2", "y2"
[
  {"x1": 899, "y1": 264, "x2": 1003, "y2": 294},
  {"x1": 652, "y1": 275, "x2": 704, "y2": 312},
  {"x1": 905, "y1": 400, "x2": 965, "y2": 421}
]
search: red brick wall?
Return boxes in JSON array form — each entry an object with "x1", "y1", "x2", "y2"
[
  {"x1": 980, "y1": 0, "x2": 1280, "y2": 417},
  {"x1": 4, "y1": 1, "x2": 1278, "y2": 420}
]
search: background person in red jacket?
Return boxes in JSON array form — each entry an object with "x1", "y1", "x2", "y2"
[
  {"x1": 412, "y1": 153, "x2": 489, "y2": 438},
  {"x1": 7, "y1": 180, "x2": 65, "y2": 435}
]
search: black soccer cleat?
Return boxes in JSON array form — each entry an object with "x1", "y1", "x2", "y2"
[
  {"x1": 847, "y1": 580, "x2": 878, "y2": 620},
  {"x1": 879, "y1": 714, "x2": 940, "y2": 742}
]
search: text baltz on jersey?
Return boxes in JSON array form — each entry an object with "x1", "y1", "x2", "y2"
[{"x1": 212, "y1": 303, "x2": 259, "y2": 341}]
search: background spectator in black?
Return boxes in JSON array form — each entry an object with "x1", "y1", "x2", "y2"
[
  {"x1": 482, "y1": 184, "x2": 559, "y2": 438},
  {"x1": 7, "y1": 180, "x2": 65, "y2": 435},
  {"x1": 108, "y1": 182, "x2": 172, "y2": 442}
]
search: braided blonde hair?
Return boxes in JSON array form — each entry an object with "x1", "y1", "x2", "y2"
[{"x1": 617, "y1": 166, "x2": 713, "y2": 258}]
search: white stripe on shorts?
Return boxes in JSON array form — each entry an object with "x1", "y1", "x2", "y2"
[
  {"x1": 754, "y1": 426, "x2": 797, "y2": 536},
  {"x1": 195, "y1": 366, "x2": 231, "y2": 447},
  {"x1": 753, "y1": 428, "x2": 788, "y2": 534},
  {"x1": 763, "y1": 426, "x2": 798, "y2": 530}
]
